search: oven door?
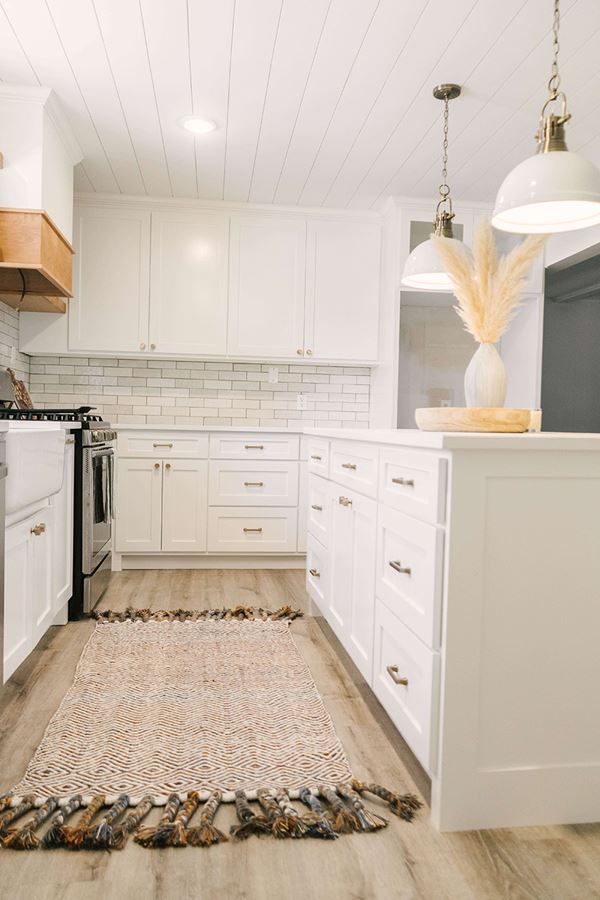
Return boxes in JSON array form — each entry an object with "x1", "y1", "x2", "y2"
[{"x1": 82, "y1": 445, "x2": 114, "y2": 575}]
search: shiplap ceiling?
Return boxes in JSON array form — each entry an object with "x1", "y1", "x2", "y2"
[{"x1": 0, "y1": 0, "x2": 599, "y2": 209}]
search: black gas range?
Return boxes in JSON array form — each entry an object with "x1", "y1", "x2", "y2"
[{"x1": 0, "y1": 407, "x2": 116, "y2": 618}]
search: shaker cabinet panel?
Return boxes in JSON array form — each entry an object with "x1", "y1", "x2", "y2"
[
  {"x1": 115, "y1": 458, "x2": 162, "y2": 552},
  {"x1": 4, "y1": 517, "x2": 34, "y2": 681},
  {"x1": 161, "y1": 459, "x2": 208, "y2": 552},
  {"x1": 149, "y1": 212, "x2": 229, "y2": 356},
  {"x1": 228, "y1": 216, "x2": 306, "y2": 358},
  {"x1": 69, "y1": 206, "x2": 151, "y2": 353},
  {"x1": 305, "y1": 221, "x2": 380, "y2": 362}
]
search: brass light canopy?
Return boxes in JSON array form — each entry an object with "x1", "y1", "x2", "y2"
[{"x1": 401, "y1": 83, "x2": 468, "y2": 292}]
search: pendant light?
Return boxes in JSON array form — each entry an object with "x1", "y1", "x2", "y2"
[
  {"x1": 492, "y1": 0, "x2": 600, "y2": 234},
  {"x1": 401, "y1": 84, "x2": 467, "y2": 291}
]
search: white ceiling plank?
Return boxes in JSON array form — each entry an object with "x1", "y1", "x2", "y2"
[
  {"x1": 92, "y1": 0, "x2": 172, "y2": 197},
  {"x1": 188, "y1": 0, "x2": 235, "y2": 201},
  {"x1": 297, "y1": 0, "x2": 430, "y2": 207},
  {"x1": 320, "y1": 0, "x2": 479, "y2": 209},
  {"x1": 272, "y1": 0, "x2": 381, "y2": 205},
  {"x1": 46, "y1": 0, "x2": 145, "y2": 195},
  {"x1": 247, "y1": 0, "x2": 331, "y2": 204},
  {"x1": 0, "y1": 0, "x2": 119, "y2": 192},
  {"x1": 223, "y1": 0, "x2": 285, "y2": 201},
  {"x1": 0, "y1": 6, "x2": 40, "y2": 84},
  {"x1": 74, "y1": 164, "x2": 94, "y2": 192},
  {"x1": 139, "y1": 0, "x2": 198, "y2": 199}
]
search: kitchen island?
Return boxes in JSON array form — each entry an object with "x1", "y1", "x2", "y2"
[{"x1": 304, "y1": 427, "x2": 600, "y2": 831}]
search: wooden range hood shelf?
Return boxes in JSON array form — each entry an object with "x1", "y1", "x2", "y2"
[{"x1": 0, "y1": 208, "x2": 74, "y2": 313}]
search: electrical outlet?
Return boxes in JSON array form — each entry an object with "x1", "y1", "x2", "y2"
[
  {"x1": 268, "y1": 366, "x2": 278, "y2": 384},
  {"x1": 296, "y1": 393, "x2": 307, "y2": 411}
]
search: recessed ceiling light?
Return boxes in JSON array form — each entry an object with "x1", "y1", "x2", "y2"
[{"x1": 180, "y1": 116, "x2": 217, "y2": 135}]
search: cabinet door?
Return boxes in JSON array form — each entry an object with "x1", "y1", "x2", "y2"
[
  {"x1": 51, "y1": 439, "x2": 74, "y2": 613},
  {"x1": 115, "y1": 458, "x2": 162, "y2": 552},
  {"x1": 149, "y1": 212, "x2": 229, "y2": 356},
  {"x1": 297, "y1": 461, "x2": 308, "y2": 553},
  {"x1": 329, "y1": 484, "x2": 377, "y2": 682},
  {"x1": 162, "y1": 459, "x2": 208, "y2": 552},
  {"x1": 70, "y1": 206, "x2": 150, "y2": 353},
  {"x1": 305, "y1": 221, "x2": 381, "y2": 362},
  {"x1": 4, "y1": 518, "x2": 33, "y2": 682},
  {"x1": 228, "y1": 216, "x2": 306, "y2": 358},
  {"x1": 30, "y1": 508, "x2": 54, "y2": 647}
]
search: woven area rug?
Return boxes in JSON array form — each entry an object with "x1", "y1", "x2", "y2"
[{"x1": 0, "y1": 606, "x2": 421, "y2": 851}]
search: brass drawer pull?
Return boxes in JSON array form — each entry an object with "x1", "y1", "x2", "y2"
[
  {"x1": 244, "y1": 481, "x2": 264, "y2": 487},
  {"x1": 341, "y1": 462, "x2": 357, "y2": 470},
  {"x1": 65, "y1": 437, "x2": 75, "y2": 445},
  {"x1": 387, "y1": 665, "x2": 408, "y2": 686},
  {"x1": 389, "y1": 560, "x2": 411, "y2": 575},
  {"x1": 392, "y1": 477, "x2": 415, "y2": 487},
  {"x1": 339, "y1": 496, "x2": 352, "y2": 507},
  {"x1": 153, "y1": 442, "x2": 173, "y2": 448},
  {"x1": 243, "y1": 527, "x2": 263, "y2": 533},
  {"x1": 310, "y1": 454, "x2": 322, "y2": 461},
  {"x1": 309, "y1": 568, "x2": 320, "y2": 578},
  {"x1": 244, "y1": 444, "x2": 264, "y2": 449},
  {"x1": 30, "y1": 523, "x2": 46, "y2": 536},
  {"x1": 311, "y1": 504, "x2": 322, "y2": 511}
]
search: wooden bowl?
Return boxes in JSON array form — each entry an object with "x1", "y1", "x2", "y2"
[{"x1": 415, "y1": 407, "x2": 531, "y2": 433}]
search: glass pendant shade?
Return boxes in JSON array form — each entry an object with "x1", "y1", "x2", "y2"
[
  {"x1": 401, "y1": 234, "x2": 467, "y2": 291},
  {"x1": 492, "y1": 149, "x2": 600, "y2": 234}
]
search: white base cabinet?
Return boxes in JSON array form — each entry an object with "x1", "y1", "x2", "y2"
[
  {"x1": 50, "y1": 437, "x2": 74, "y2": 613},
  {"x1": 305, "y1": 428, "x2": 600, "y2": 832},
  {"x1": 115, "y1": 429, "x2": 304, "y2": 565},
  {"x1": 5, "y1": 504, "x2": 53, "y2": 681}
]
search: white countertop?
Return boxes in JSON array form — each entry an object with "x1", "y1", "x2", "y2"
[
  {"x1": 0, "y1": 421, "x2": 81, "y2": 432},
  {"x1": 303, "y1": 427, "x2": 600, "y2": 451},
  {"x1": 113, "y1": 424, "x2": 301, "y2": 433}
]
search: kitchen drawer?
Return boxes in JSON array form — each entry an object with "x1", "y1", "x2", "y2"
[
  {"x1": 377, "y1": 505, "x2": 444, "y2": 649},
  {"x1": 210, "y1": 432, "x2": 299, "y2": 460},
  {"x1": 379, "y1": 448, "x2": 446, "y2": 524},
  {"x1": 209, "y1": 461, "x2": 298, "y2": 507},
  {"x1": 306, "y1": 533, "x2": 329, "y2": 612},
  {"x1": 207, "y1": 507, "x2": 297, "y2": 552},
  {"x1": 307, "y1": 474, "x2": 331, "y2": 547},
  {"x1": 117, "y1": 431, "x2": 208, "y2": 458},
  {"x1": 373, "y1": 598, "x2": 439, "y2": 773},
  {"x1": 330, "y1": 440, "x2": 378, "y2": 499},
  {"x1": 306, "y1": 438, "x2": 329, "y2": 478}
]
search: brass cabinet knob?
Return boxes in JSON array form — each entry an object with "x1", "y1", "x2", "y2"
[
  {"x1": 165, "y1": 463, "x2": 171, "y2": 470},
  {"x1": 297, "y1": 348, "x2": 303, "y2": 355},
  {"x1": 140, "y1": 342, "x2": 146, "y2": 350},
  {"x1": 306, "y1": 349, "x2": 313, "y2": 356},
  {"x1": 339, "y1": 496, "x2": 352, "y2": 507},
  {"x1": 387, "y1": 665, "x2": 408, "y2": 686},
  {"x1": 150, "y1": 343, "x2": 156, "y2": 350},
  {"x1": 154, "y1": 462, "x2": 160, "y2": 469},
  {"x1": 30, "y1": 523, "x2": 46, "y2": 536}
]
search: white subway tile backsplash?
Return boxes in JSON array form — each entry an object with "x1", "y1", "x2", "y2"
[{"x1": 27, "y1": 354, "x2": 371, "y2": 426}]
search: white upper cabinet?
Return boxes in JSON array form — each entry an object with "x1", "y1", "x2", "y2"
[
  {"x1": 305, "y1": 220, "x2": 381, "y2": 362},
  {"x1": 228, "y1": 216, "x2": 306, "y2": 359},
  {"x1": 149, "y1": 212, "x2": 229, "y2": 356},
  {"x1": 70, "y1": 206, "x2": 151, "y2": 353}
]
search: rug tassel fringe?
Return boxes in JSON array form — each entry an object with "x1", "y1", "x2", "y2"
[
  {"x1": 42, "y1": 796, "x2": 84, "y2": 848},
  {"x1": 134, "y1": 793, "x2": 181, "y2": 848},
  {"x1": 298, "y1": 787, "x2": 338, "y2": 840},
  {"x1": 111, "y1": 796, "x2": 154, "y2": 850},
  {"x1": 351, "y1": 778, "x2": 423, "y2": 822},
  {"x1": 337, "y1": 783, "x2": 388, "y2": 832},
  {"x1": 229, "y1": 790, "x2": 271, "y2": 840},
  {"x1": 2, "y1": 797, "x2": 59, "y2": 850},
  {"x1": 82, "y1": 793, "x2": 129, "y2": 851},
  {"x1": 186, "y1": 791, "x2": 228, "y2": 847},
  {"x1": 319, "y1": 786, "x2": 362, "y2": 834},
  {"x1": 270, "y1": 790, "x2": 308, "y2": 839},
  {"x1": 93, "y1": 605, "x2": 303, "y2": 624},
  {"x1": 63, "y1": 795, "x2": 106, "y2": 850},
  {"x1": 0, "y1": 795, "x2": 37, "y2": 839}
]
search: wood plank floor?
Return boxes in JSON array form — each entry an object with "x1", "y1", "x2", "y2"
[{"x1": 1, "y1": 569, "x2": 599, "y2": 900}]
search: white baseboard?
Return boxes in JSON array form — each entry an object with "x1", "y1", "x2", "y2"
[{"x1": 116, "y1": 554, "x2": 307, "y2": 570}]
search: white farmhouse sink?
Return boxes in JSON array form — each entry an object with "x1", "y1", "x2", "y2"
[{"x1": 1, "y1": 422, "x2": 65, "y2": 515}]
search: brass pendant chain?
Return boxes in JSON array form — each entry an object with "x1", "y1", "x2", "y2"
[
  {"x1": 548, "y1": 0, "x2": 561, "y2": 100},
  {"x1": 438, "y1": 94, "x2": 450, "y2": 208}
]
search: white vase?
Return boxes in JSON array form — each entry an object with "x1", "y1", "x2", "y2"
[{"x1": 464, "y1": 342, "x2": 507, "y2": 408}]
